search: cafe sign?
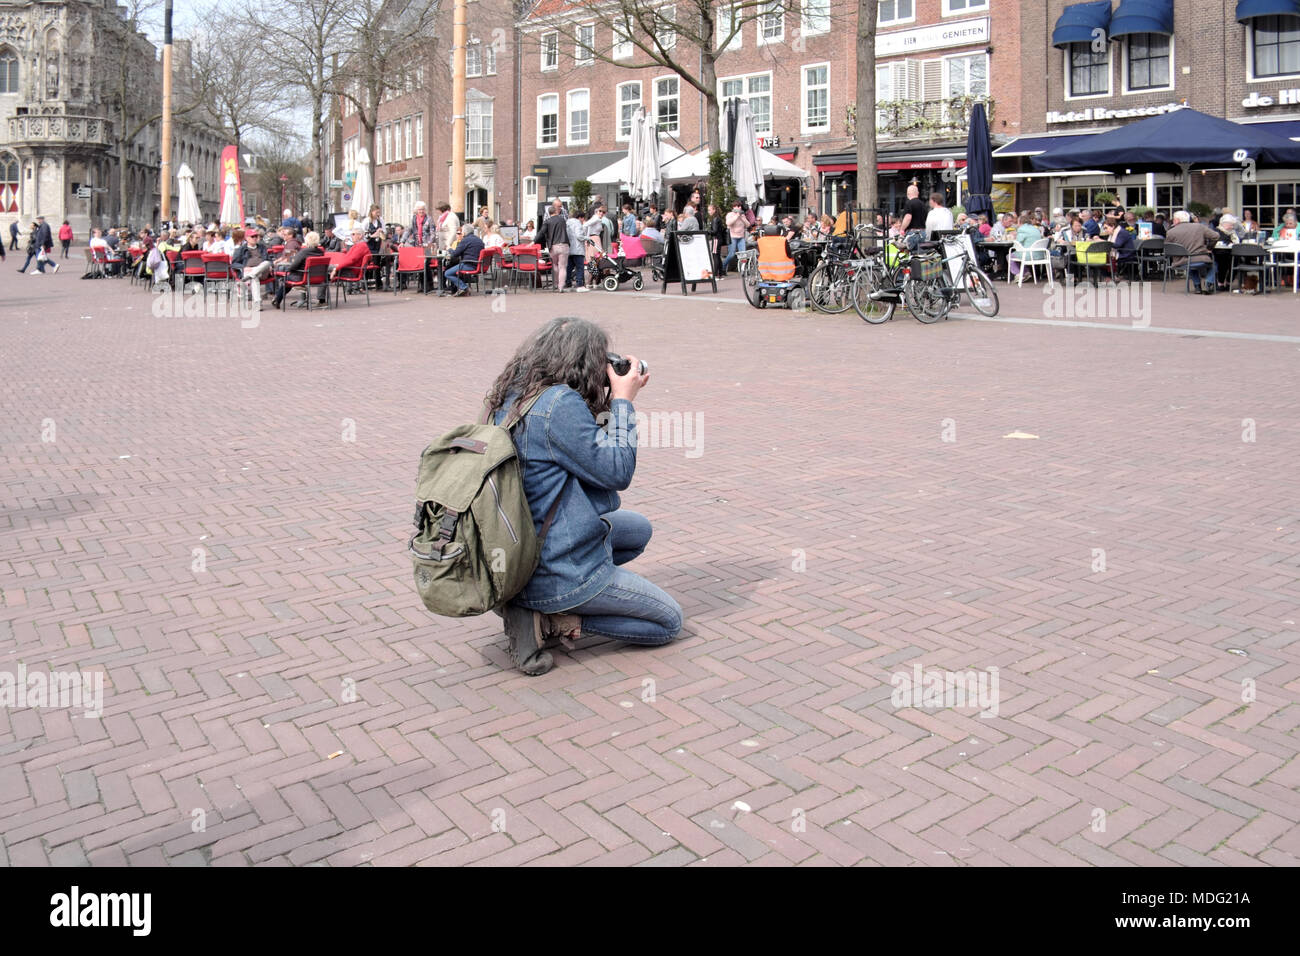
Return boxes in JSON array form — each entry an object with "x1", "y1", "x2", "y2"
[
  {"x1": 1046, "y1": 103, "x2": 1184, "y2": 124},
  {"x1": 1242, "y1": 89, "x2": 1300, "y2": 108},
  {"x1": 877, "y1": 17, "x2": 989, "y2": 57}
]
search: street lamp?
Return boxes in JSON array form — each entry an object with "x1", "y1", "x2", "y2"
[{"x1": 279, "y1": 174, "x2": 289, "y2": 217}]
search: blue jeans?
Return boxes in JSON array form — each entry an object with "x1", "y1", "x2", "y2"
[
  {"x1": 1188, "y1": 260, "x2": 1216, "y2": 291},
  {"x1": 567, "y1": 253, "x2": 585, "y2": 287},
  {"x1": 722, "y1": 236, "x2": 746, "y2": 273},
  {"x1": 566, "y1": 510, "x2": 683, "y2": 645},
  {"x1": 446, "y1": 262, "x2": 470, "y2": 291}
]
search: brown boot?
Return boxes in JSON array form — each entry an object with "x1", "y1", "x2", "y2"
[
  {"x1": 543, "y1": 613, "x2": 582, "y2": 650},
  {"x1": 503, "y1": 604, "x2": 553, "y2": 676}
]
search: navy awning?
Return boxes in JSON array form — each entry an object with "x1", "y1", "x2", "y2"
[
  {"x1": 1110, "y1": 0, "x2": 1174, "y2": 37},
  {"x1": 1052, "y1": 1, "x2": 1114, "y2": 49},
  {"x1": 1236, "y1": 0, "x2": 1300, "y2": 23},
  {"x1": 993, "y1": 133, "x2": 1096, "y2": 157}
]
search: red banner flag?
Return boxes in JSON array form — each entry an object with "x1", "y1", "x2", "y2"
[{"x1": 219, "y1": 145, "x2": 245, "y2": 225}]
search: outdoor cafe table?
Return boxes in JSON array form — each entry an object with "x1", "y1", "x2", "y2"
[{"x1": 980, "y1": 240, "x2": 1013, "y2": 277}]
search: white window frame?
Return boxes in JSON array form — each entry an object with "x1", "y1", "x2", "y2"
[
  {"x1": 758, "y1": 1, "x2": 783, "y2": 46},
  {"x1": 1120, "y1": 33, "x2": 1175, "y2": 95},
  {"x1": 801, "y1": 62, "x2": 830, "y2": 134},
  {"x1": 878, "y1": 0, "x2": 915, "y2": 27},
  {"x1": 656, "y1": 6, "x2": 677, "y2": 50},
  {"x1": 942, "y1": 0, "x2": 988, "y2": 17},
  {"x1": 486, "y1": 44, "x2": 497, "y2": 75},
  {"x1": 468, "y1": 97, "x2": 493, "y2": 159},
  {"x1": 942, "y1": 51, "x2": 988, "y2": 100},
  {"x1": 616, "y1": 81, "x2": 642, "y2": 142},
  {"x1": 541, "y1": 32, "x2": 559, "y2": 72},
  {"x1": 385, "y1": 124, "x2": 393, "y2": 164},
  {"x1": 1064, "y1": 41, "x2": 1112, "y2": 100},
  {"x1": 567, "y1": 88, "x2": 590, "y2": 146},
  {"x1": 538, "y1": 92, "x2": 559, "y2": 147},
  {"x1": 1247, "y1": 18, "x2": 1300, "y2": 83},
  {"x1": 576, "y1": 23, "x2": 595, "y2": 66},
  {"x1": 613, "y1": 20, "x2": 634, "y2": 59},
  {"x1": 718, "y1": 4, "x2": 742, "y2": 50},
  {"x1": 719, "y1": 70, "x2": 773, "y2": 135},
  {"x1": 466, "y1": 42, "x2": 482, "y2": 77},
  {"x1": 415, "y1": 114, "x2": 424, "y2": 156},
  {"x1": 801, "y1": 0, "x2": 830, "y2": 37},
  {"x1": 405, "y1": 118, "x2": 413, "y2": 159},
  {"x1": 653, "y1": 75, "x2": 680, "y2": 134}
]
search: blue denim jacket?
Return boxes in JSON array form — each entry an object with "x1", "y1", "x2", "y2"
[{"x1": 494, "y1": 384, "x2": 637, "y2": 613}]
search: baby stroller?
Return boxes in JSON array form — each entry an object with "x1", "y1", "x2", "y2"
[{"x1": 586, "y1": 236, "x2": 644, "y2": 291}]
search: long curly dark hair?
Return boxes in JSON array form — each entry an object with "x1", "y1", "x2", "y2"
[{"x1": 484, "y1": 316, "x2": 611, "y2": 418}]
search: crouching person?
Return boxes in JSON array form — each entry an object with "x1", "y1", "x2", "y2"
[{"x1": 485, "y1": 316, "x2": 683, "y2": 675}]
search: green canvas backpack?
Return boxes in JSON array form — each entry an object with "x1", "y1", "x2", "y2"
[{"x1": 409, "y1": 393, "x2": 559, "y2": 617}]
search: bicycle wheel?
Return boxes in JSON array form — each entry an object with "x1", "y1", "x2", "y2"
[
  {"x1": 851, "y1": 263, "x2": 896, "y2": 324},
  {"x1": 905, "y1": 279, "x2": 950, "y2": 323},
  {"x1": 963, "y1": 267, "x2": 1000, "y2": 317},
  {"x1": 809, "y1": 261, "x2": 853, "y2": 314},
  {"x1": 741, "y1": 260, "x2": 762, "y2": 308}
]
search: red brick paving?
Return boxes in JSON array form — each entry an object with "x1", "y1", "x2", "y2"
[{"x1": 0, "y1": 268, "x2": 1297, "y2": 866}]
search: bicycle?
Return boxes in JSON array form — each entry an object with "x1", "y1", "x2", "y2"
[
  {"x1": 906, "y1": 236, "x2": 999, "y2": 321},
  {"x1": 850, "y1": 230, "x2": 908, "y2": 324},
  {"x1": 808, "y1": 236, "x2": 859, "y2": 314},
  {"x1": 736, "y1": 248, "x2": 761, "y2": 307}
]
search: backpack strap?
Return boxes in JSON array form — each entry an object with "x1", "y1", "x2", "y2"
[
  {"x1": 482, "y1": 388, "x2": 549, "y2": 429},
  {"x1": 538, "y1": 485, "x2": 564, "y2": 547}
]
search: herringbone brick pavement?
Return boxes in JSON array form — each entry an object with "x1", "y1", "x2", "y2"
[{"x1": 1, "y1": 271, "x2": 1297, "y2": 866}]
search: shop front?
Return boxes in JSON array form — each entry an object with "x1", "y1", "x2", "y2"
[{"x1": 814, "y1": 149, "x2": 970, "y2": 217}]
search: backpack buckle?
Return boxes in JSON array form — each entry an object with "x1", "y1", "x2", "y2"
[{"x1": 437, "y1": 509, "x2": 459, "y2": 541}]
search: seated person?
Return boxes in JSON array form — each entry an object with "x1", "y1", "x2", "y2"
[
  {"x1": 442, "y1": 224, "x2": 485, "y2": 297},
  {"x1": 756, "y1": 225, "x2": 795, "y2": 282},
  {"x1": 1103, "y1": 215, "x2": 1136, "y2": 263},
  {"x1": 271, "y1": 230, "x2": 324, "y2": 308},
  {"x1": 329, "y1": 227, "x2": 370, "y2": 282}
]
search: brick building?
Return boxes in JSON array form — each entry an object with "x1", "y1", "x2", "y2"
[
  {"x1": 1001, "y1": 0, "x2": 1300, "y2": 227},
  {"x1": 516, "y1": 0, "x2": 869, "y2": 221},
  {"x1": 335, "y1": 0, "x2": 520, "y2": 232}
]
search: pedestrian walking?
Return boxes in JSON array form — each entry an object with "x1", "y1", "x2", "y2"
[
  {"x1": 8, "y1": 220, "x2": 18, "y2": 250},
  {"x1": 58, "y1": 220, "x2": 73, "y2": 258}
]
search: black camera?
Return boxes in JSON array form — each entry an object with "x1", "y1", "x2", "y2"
[{"x1": 607, "y1": 351, "x2": 648, "y2": 376}]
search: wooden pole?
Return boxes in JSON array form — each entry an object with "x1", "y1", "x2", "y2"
[
  {"x1": 160, "y1": 0, "x2": 173, "y2": 224},
  {"x1": 451, "y1": 0, "x2": 466, "y2": 220}
]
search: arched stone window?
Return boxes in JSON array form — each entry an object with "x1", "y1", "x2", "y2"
[
  {"x1": 0, "y1": 152, "x2": 18, "y2": 213},
  {"x1": 0, "y1": 47, "x2": 18, "y2": 94}
]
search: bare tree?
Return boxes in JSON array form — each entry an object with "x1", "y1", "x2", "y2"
[
  {"x1": 241, "y1": 0, "x2": 348, "y2": 220},
  {"x1": 191, "y1": 22, "x2": 297, "y2": 159},
  {"x1": 855, "y1": 0, "x2": 878, "y2": 214},
  {"x1": 329, "y1": 0, "x2": 440, "y2": 161},
  {"x1": 540, "y1": 0, "x2": 850, "y2": 154},
  {"x1": 100, "y1": 0, "x2": 214, "y2": 224}
]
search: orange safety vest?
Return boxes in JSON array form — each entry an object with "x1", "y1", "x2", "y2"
[{"x1": 757, "y1": 235, "x2": 795, "y2": 281}]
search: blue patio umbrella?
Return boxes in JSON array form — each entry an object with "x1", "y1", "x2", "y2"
[{"x1": 964, "y1": 102, "x2": 994, "y2": 220}]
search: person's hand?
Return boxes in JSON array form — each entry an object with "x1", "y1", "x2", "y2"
[{"x1": 608, "y1": 354, "x2": 648, "y2": 403}]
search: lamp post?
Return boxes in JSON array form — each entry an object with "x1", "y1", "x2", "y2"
[{"x1": 279, "y1": 174, "x2": 289, "y2": 217}]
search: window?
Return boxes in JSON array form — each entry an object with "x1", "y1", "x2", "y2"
[
  {"x1": 879, "y1": 0, "x2": 914, "y2": 26},
  {"x1": 541, "y1": 32, "x2": 558, "y2": 71},
  {"x1": 1251, "y1": 16, "x2": 1300, "y2": 79},
  {"x1": 945, "y1": 52, "x2": 987, "y2": 99},
  {"x1": 415, "y1": 114, "x2": 424, "y2": 156},
  {"x1": 405, "y1": 118, "x2": 412, "y2": 160},
  {"x1": 1241, "y1": 181, "x2": 1296, "y2": 229},
  {"x1": 576, "y1": 24, "x2": 595, "y2": 65},
  {"x1": 1126, "y1": 34, "x2": 1171, "y2": 91},
  {"x1": 466, "y1": 43, "x2": 482, "y2": 77},
  {"x1": 802, "y1": 0, "x2": 830, "y2": 36},
  {"x1": 802, "y1": 63, "x2": 829, "y2": 133},
  {"x1": 538, "y1": 93, "x2": 558, "y2": 146},
  {"x1": 486, "y1": 44, "x2": 497, "y2": 75},
  {"x1": 720, "y1": 72, "x2": 772, "y2": 133},
  {"x1": 567, "y1": 89, "x2": 590, "y2": 145},
  {"x1": 943, "y1": 0, "x2": 987, "y2": 14},
  {"x1": 0, "y1": 152, "x2": 18, "y2": 214},
  {"x1": 617, "y1": 81, "x2": 641, "y2": 140},
  {"x1": 655, "y1": 6, "x2": 676, "y2": 50},
  {"x1": 654, "y1": 76, "x2": 679, "y2": 133},
  {"x1": 385, "y1": 124, "x2": 393, "y2": 163},
  {"x1": 613, "y1": 20, "x2": 633, "y2": 59},
  {"x1": 759, "y1": 1, "x2": 783, "y2": 45},
  {"x1": 1068, "y1": 42, "x2": 1109, "y2": 97},
  {"x1": 718, "y1": 4, "x2": 741, "y2": 51},
  {"x1": 468, "y1": 97, "x2": 493, "y2": 159},
  {"x1": 0, "y1": 49, "x2": 16, "y2": 94}
]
